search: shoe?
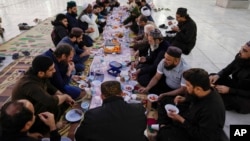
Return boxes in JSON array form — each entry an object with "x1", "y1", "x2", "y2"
[
  {"x1": 159, "y1": 24, "x2": 168, "y2": 29},
  {"x1": 22, "y1": 51, "x2": 30, "y2": 56},
  {"x1": 12, "y1": 53, "x2": 19, "y2": 60},
  {"x1": 167, "y1": 16, "x2": 175, "y2": 20}
]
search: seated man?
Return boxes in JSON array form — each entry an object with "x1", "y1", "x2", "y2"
[
  {"x1": 123, "y1": 6, "x2": 140, "y2": 34},
  {"x1": 12, "y1": 55, "x2": 74, "y2": 134},
  {"x1": 157, "y1": 68, "x2": 225, "y2": 141},
  {"x1": 139, "y1": 46, "x2": 189, "y2": 96},
  {"x1": 165, "y1": 7, "x2": 197, "y2": 55},
  {"x1": 134, "y1": 29, "x2": 169, "y2": 87},
  {"x1": 0, "y1": 99, "x2": 61, "y2": 141},
  {"x1": 209, "y1": 41, "x2": 250, "y2": 114},
  {"x1": 43, "y1": 44, "x2": 86, "y2": 99},
  {"x1": 58, "y1": 27, "x2": 90, "y2": 73},
  {"x1": 132, "y1": 24, "x2": 155, "y2": 51},
  {"x1": 65, "y1": 1, "x2": 93, "y2": 47},
  {"x1": 75, "y1": 81, "x2": 147, "y2": 141},
  {"x1": 133, "y1": 15, "x2": 154, "y2": 43}
]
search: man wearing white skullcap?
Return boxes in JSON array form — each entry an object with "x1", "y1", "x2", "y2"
[{"x1": 78, "y1": 2, "x2": 99, "y2": 40}]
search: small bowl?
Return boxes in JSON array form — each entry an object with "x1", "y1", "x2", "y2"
[
  {"x1": 107, "y1": 68, "x2": 121, "y2": 77},
  {"x1": 123, "y1": 84, "x2": 134, "y2": 92},
  {"x1": 164, "y1": 104, "x2": 179, "y2": 114},
  {"x1": 147, "y1": 94, "x2": 158, "y2": 102},
  {"x1": 81, "y1": 101, "x2": 90, "y2": 111},
  {"x1": 121, "y1": 90, "x2": 131, "y2": 97}
]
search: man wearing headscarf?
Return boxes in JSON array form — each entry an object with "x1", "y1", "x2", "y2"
[
  {"x1": 166, "y1": 7, "x2": 197, "y2": 55},
  {"x1": 134, "y1": 29, "x2": 169, "y2": 87},
  {"x1": 75, "y1": 81, "x2": 147, "y2": 141},
  {"x1": 209, "y1": 41, "x2": 250, "y2": 114},
  {"x1": 12, "y1": 55, "x2": 74, "y2": 135},
  {"x1": 78, "y1": 3, "x2": 99, "y2": 40}
]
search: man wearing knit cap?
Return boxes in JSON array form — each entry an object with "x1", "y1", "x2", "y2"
[
  {"x1": 134, "y1": 29, "x2": 169, "y2": 87},
  {"x1": 58, "y1": 27, "x2": 90, "y2": 73},
  {"x1": 75, "y1": 81, "x2": 147, "y2": 141},
  {"x1": 66, "y1": 1, "x2": 77, "y2": 32},
  {"x1": 65, "y1": 1, "x2": 93, "y2": 47},
  {"x1": 12, "y1": 55, "x2": 74, "y2": 135},
  {"x1": 165, "y1": 7, "x2": 197, "y2": 55},
  {"x1": 209, "y1": 41, "x2": 250, "y2": 114}
]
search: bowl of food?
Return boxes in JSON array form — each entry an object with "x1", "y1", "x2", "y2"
[
  {"x1": 123, "y1": 84, "x2": 134, "y2": 92},
  {"x1": 121, "y1": 90, "x2": 131, "y2": 97},
  {"x1": 81, "y1": 101, "x2": 90, "y2": 111},
  {"x1": 78, "y1": 82, "x2": 88, "y2": 90},
  {"x1": 164, "y1": 104, "x2": 179, "y2": 114},
  {"x1": 147, "y1": 94, "x2": 158, "y2": 102}
]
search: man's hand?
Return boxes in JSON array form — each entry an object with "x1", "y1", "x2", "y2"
[
  {"x1": 38, "y1": 112, "x2": 57, "y2": 131},
  {"x1": 158, "y1": 93, "x2": 166, "y2": 101},
  {"x1": 138, "y1": 87, "x2": 149, "y2": 94},
  {"x1": 171, "y1": 26, "x2": 180, "y2": 32},
  {"x1": 68, "y1": 61, "x2": 75, "y2": 73},
  {"x1": 209, "y1": 74, "x2": 220, "y2": 84},
  {"x1": 215, "y1": 85, "x2": 230, "y2": 94},
  {"x1": 167, "y1": 112, "x2": 185, "y2": 123},
  {"x1": 139, "y1": 56, "x2": 146, "y2": 63},
  {"x1": 174, "y1": 95, "x2": 186, "y2": 105}
]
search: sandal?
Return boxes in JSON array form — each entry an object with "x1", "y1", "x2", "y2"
[
  {"x1": 159, "y1": 24, "x2": 168, "y2": 29},
  {"x1": 22, "y1": 51, "x2": 30, "y2": 56},
  {"x1": 12, "y1": 53, "x2": 19, "y2": 60}
]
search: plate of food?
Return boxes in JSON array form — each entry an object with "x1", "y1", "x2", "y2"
[
  {"x1": 164, "y1": 104, "x2": 179, "y2": 114},
  {"x1": 123, "y1": 84, "x2": 134, "y2": 92},
  {"x1": 147, "y1": 94, "x2": 158, "y2": 102},
  {"x1": 65, "y1": 109, "x2": 83, "y2": 122}
]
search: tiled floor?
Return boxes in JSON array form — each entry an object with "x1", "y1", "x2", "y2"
[{"x1": 0, "y1": 0, "x2": 250, "y2": 73}]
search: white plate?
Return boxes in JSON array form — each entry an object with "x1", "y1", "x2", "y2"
[
  {"x1": 76, "y1": 80, "x2": 86, "y2": 84},
  {"x1": 147, "y1": 94, "x2": 158, "y2": 102},
  {"x1": 65, "y1": 109, "x2": 83, "y2": 122},
  {"x1": 81, "y1": 101, "x2": 89, "y2": 110},
  {"x1": 164, "y1": 104, "x2": 179, "y2": 114}
]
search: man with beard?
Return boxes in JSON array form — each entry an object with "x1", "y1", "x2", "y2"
[
  {"x1": 12, "y1": 56, "x2": 74, "y2": 135},
  {"x1": 165, "y1": 7, "x2": 197, "y2": 55},
  {"x1": 58, "y1": 27, "x2": 90, "y2": 74},
  {"x1": 43, "y1": 43, "x2": 86, "y2": 100},
  {"x1": 134, "y1": 29, "x2": 169, "y2": 87},
  {"x1": 65, "y1": 1, "x2": 93, "y2": 47},
  {"x1": 156, "y1": 68, "x2": 225, "y2": 141},
  {"x1": 209, "y1": 41, "x2": 250, "y2": 114},
  {"x1": 138, "y1": 46, "x2": 189, "y2": 96}
]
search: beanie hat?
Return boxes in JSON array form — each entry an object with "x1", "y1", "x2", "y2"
[
  {"x1": 176, "y1": 7, "x2": 187, "y2": 17},
  {"x1": 32, "y1": 55, "x2": 53, "y2": 73},
  {"x1": 149, "y1": 29, "x2": 163, "y2": 39},
  {"x1": 71, "y1": 27, "x2": 83, "y2": 37},
  {"x1": 246, "y1": 41, "x2": 250, "y2": 47},
  {"x1": 67, "y1": 1, "x2": 76, "y2": 8},
  {"x1": 101, "y1": 81, "x2": 122, "y2": 97},
  {"x1": 166, "y1": 46, "x2": 182, "y2": 58}
]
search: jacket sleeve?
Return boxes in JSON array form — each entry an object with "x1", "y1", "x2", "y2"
[
  {"x1": 56, "y1": 26, "x2": 68, "y2": 39},
  {"x1": 49, "y1": 129, "x2": 61, "y2": 141},
  {"x1": 217, "y1": 59, "x2": 236, "y2": 78},
  {"x1": 176, "y1": 21, "x2": 196, "y2": 43},
  {"x1": 24, "y1": 83, "x2": 59, "y2": 107},
  {"x1": 141, "y1": 51, "x2": 165, "y2": 75},
  {"x1": 50, "y1": 65, "x2": 71, "y2": 91},
  {"x1": 182, "y1": 109, "x2": 222, "y2": 141}
]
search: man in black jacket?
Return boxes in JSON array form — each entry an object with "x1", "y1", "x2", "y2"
[
  {"x1": 157, "y1": 68, "x2": 225, "y2": 141},
  {"x1": 210, "y1": 41, "x2": 250, "y2": 114},
  {"x1": 135, "y1": 29, "x2": 169, "y2": 87},
  {"x1": 166, "y1": 7, "x2": 197, "y2": 55},
  {"x1": 75, "y1": 81, "x2": 147, "y2": 141}
]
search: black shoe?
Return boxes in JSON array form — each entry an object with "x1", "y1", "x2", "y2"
[
  {"x1": 159, "y1": 24, "x2": 168, "y2": 29},
  {"x1": 167, "y1": 16, "x2": 175, "y2": 20}
]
